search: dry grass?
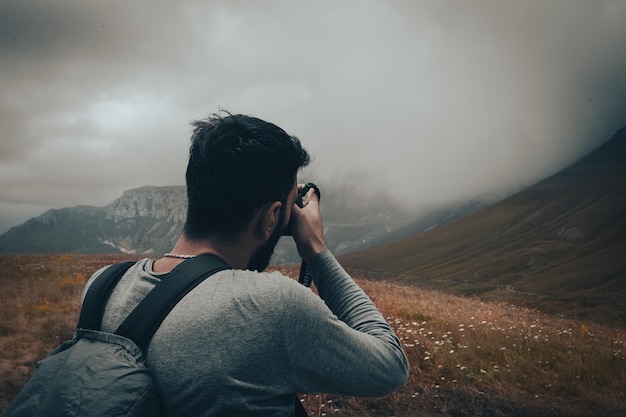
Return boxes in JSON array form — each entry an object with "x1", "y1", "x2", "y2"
[
  {"x1": 0, "y1": 253, "x2": 136, "y2": 412},
  {"x1": 1, "y1": 254, "x2": 625, "y2": 416},
  {"x1": 338, "y1": 280, "x2": 626, "y2": 417}
]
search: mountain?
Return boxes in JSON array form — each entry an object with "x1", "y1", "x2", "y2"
[
  {"x1": 0, "y1": 182, "x2": 487, "y2": 264},
  {"x1": 273, "y1": 181, "x2": 492, "y2": 263},
  {"x1": 0, "y1": 186, "x2": 186, "y2": 255},
  {"x1": 340, "y1": 127, "x2": 626, "y2": 323}
]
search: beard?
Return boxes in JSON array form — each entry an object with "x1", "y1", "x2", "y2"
[{"x1": 247, "y1": 207, "x2": 287, "y2": 272}]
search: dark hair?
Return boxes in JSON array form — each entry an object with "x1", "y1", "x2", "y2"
[{"x1": 183, "y1": 112, "x2": 311, "y2": 241}]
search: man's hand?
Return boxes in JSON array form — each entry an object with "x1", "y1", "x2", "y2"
[{"x1": 291, "y1": 184, "x2": 327, "y2": 262}]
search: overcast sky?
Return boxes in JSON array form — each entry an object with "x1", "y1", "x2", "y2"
[{"x1": 1, "y1": 0, "x2": 625, "y2": 234}]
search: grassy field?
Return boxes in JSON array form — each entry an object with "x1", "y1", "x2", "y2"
[{"x1": 1, "y1": 254, "x2": 624, "y2": 416}]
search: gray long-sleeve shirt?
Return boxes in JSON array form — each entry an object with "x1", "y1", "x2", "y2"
[{"x1": 85, "y1": 250, "x2": 408, "y2": 416}]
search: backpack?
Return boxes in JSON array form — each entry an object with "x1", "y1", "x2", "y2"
[{"x1": 4, "y1": 254, "x2": 230, "y2": 417}]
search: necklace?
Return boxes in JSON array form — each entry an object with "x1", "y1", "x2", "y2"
[{"x1": 163, "y1": 253, "x2": 196, "y2": 259}]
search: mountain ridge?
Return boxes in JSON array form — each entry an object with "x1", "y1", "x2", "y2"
[
  {"x1": 0, "y1": 182, "x2": 488, "y2": 264},
  {"x1": 340, "y1": 127, "x2": 626, "y2": 323}
]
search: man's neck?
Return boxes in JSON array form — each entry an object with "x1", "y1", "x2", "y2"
[{"x1": 153, "y1": 235, "x2": 252, "y2": 273}]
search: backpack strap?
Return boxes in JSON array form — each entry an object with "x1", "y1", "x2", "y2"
[
  {"x1": 115, "y1": 253, "x2": 231, "y2": 352},
  {"x1": 78, "y1": 261, "x2": 136, "y2": 331}
]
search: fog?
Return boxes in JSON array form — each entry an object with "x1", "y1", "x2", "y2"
[{"x1": 1, "y1": 0, "x2": 625, "y2": 234}]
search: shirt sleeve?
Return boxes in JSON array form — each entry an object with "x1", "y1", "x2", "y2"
[{"x1": 282, "y1": 250, "x2": 409, "y2": 397}]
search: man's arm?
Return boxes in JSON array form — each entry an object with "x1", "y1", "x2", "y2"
[
  {"x1": 283, "y1": 250, "x2": 409, "y2": 396},
  {"x1": 286, "y1": 184, "x2": 408, "y2": 395}
]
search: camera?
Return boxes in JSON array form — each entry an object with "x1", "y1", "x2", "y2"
[{"x1": 282, "y1": 182, "x2": 320, "y2": 236}]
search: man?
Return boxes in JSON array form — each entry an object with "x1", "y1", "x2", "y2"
[{"x1": 84, "y1": 112, "x2": 409, "y2": 416}]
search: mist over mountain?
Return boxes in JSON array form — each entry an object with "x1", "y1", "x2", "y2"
[
  {"x1": 0, "y1": 182, "x2": 488, "y2": 264},
  {"x1": 340, "y1": 127, "x2": 626, "y2": 323}
]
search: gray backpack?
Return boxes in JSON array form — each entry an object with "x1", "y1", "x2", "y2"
[{"x1": 5, "y1": 254, "x2": 229, "y2": 417}]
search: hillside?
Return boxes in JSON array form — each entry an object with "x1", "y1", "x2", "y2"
[
  {"x1": 2, "y1": 254, "x2": 625, "y2": 416},
  {"x1": 340, "y1": 127, "x2": 626, "y2": 324}
]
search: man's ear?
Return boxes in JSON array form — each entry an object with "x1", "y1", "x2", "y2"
[{"x1": 258, "y1": 201, "x2": 282, "y2": 239}]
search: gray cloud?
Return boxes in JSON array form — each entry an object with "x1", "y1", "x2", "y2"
[{"x1": 1, "y1": 0, "x2": 625, "y2": 233}]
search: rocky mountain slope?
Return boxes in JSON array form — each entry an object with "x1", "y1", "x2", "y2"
[{"x1": 0, "y1": 186, "x2": 186, "y2": 255}]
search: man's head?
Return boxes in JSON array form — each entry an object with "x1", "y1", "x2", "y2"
[{"x1": 183, "y1": 112, "x2": 310, "y2": 269}]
